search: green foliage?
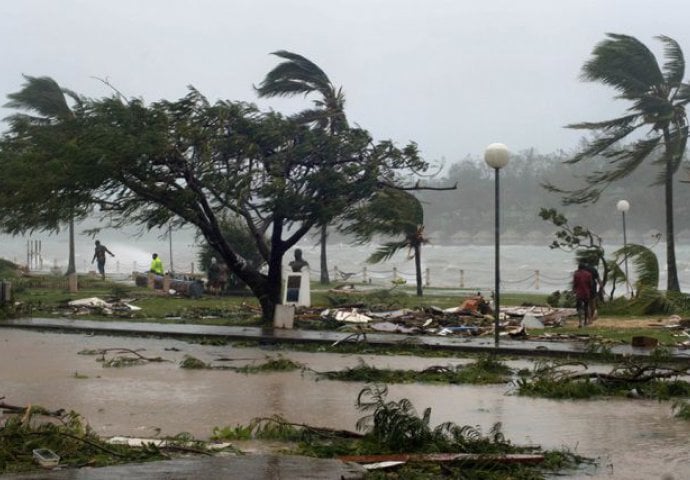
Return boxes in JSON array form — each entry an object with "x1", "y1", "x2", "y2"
[
  {"x1": 539, "y1": 208, "x2": 610, "y2": 294},
  {"x1": 546, "y1": 290, "x2": 575, "y2": 308},
  {"x1": 318, "y1": 356, "x2": 511, "y2": 385},
  {"x1": 342, "y1": 188, "x2": 429, "y2": 295},
  {"x1": 196, "y1": 216, "x2": 264, "y2": 291},
  {"x1": 179, "y1": 354, "x2": 303, "y2": 373},
  {"x1": 210, "y1": 424, "x2": 254, "y2": 441},
  {"x1": 1, "y1": 81, "x2": 428, "y2": 323},
  {"x1": 0, "y1": 408, "x2": 169, "y2": 473},
  {"x1": 603, "y1": 289, "x2": 690, "y2": 316},
  {"x1": 0, "y1": 258, "x2": 19, "y2": 279},
  {"x1": 355, "y1": 384, "x2": 512, "y2": 454},
  {"x1": 180, "y1": 355, "x2": 209, "y2": 369},
  {"x1": 209, "y1": 387, "x2": 587, "y2": 478},
  {"x1": 615, "y1": 243, "x2": 659, "y2": 293},
  {"x1": 517, "y1": 359, "x2": 690, "y2": 400},
  {"x1": 543, "y1": 33, "x2": 690, "y2": 292},
  {"x1": 673, "y1": 400, "x2": 690, "y2": 420},
  {"x1": 233, "y1": 356, "x2": 304, "y2": 374}
]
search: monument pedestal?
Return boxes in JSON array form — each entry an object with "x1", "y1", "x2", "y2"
[{"x1": 282, "y1": 270, "x2": 311, "y2": 307}]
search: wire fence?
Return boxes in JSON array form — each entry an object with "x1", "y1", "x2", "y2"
[{"x1": 309, "y1": 265, "x2": 573, "y2": 293}]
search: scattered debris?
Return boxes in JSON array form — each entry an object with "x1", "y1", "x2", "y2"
[
  {"x1": 32, "y1": 448, "x2": 60, "y2": 469},
  {"x1": 339, "y1": 452, "x2": 545, "y2": 467},
  {"x1": 78, "y1": 348, "x2": 168, "y2": 367},
  {"x1": 65, "y1": 297, "x2": 141, "y2": 316},
  {"x1": 320, "y1": 308, "x2": 372, "y2": 324},
  {"x1": 316, "y1": 296, "x2": 579, "y2": 345}
]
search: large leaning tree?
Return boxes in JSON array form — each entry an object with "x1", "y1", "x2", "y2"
[
  {"x1": 1, "y1": 75, "x2": 90, "y2": 275},
  {"x1": 543, "y1": 34, "x2": 690, "y2": 292},
  {"x1": 256, "y1": 50, "x2": 349, "y2": 285},
  {"x1": 0, "y1": 87, "x2": 427, "y2": 323}
]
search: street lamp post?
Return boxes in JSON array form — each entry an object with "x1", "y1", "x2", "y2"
[
  {"x1": 617, "y1": 200, "x2": 630, "y2": 297},
  {"x1": 484, "y1": 143, "x2": 510, "y2": 347}
]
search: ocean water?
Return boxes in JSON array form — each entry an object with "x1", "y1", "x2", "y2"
[{"x1": 2, "y1": 228, "x2": 688, "y2": 293}]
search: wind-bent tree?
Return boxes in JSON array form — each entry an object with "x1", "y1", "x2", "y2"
[
  {"x1": 343, "y1": 188, "x2": 429, "y2": 296},
  {"x1": 0, "y1": 87, "x2": 426, "y2": 323},
  {"x1": 255, "y1": 50, "x2": 348, "y2": 285},
  {"x1": 2, "y1": 75, "x2": 89, "y2": 275},
  {"x1": 539, "y1": 208, "x2": 610, "y2": 300},
  {"x1": 544, "y1": 34, "x2": 690, "y2": 292}
]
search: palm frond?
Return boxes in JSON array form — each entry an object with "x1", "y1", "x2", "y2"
[
  {"x1": 582, "y1": 33, "x2": 664, "y2": 99},
  {"x1": 270, "y1": 50, "x2": 330, "y2": 84},
  {"x1": 367, "y1": 240, "x2": 409, "y2": 263},
  {"x1": 614, "y1": 243, "x2": 659, "y2": 291},
  {"x1": 4, "y1": 75, "x2": 73, "y2": 120},
  {"x1": 565, "y1": 114, "x2": 638, "y2": 131},
  {"x1": 657, "y1": 35, "x2": 685, "y2": 87},
  {"x1": 564, "y1": 125, "x2": 637, "y2": 164},
  {"x1": 675, "y1": 83, "x2": 690, "y2": 103},
  {"x1": 584, "y1": 136, "x2": 660, "y2": 184},
  {"x1": 256, "y1": 51, "x2": 333, "y2": 99}
]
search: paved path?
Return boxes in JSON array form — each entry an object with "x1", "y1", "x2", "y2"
[
  {"x1": 0, "y1": 455, "x2": 366, "y2": 480},
  {"x1": 3, "y1": 317, "x2": 690, "y2": 361}
]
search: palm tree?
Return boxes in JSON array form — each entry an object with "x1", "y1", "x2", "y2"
[
  {"x1": 5, "y1": 75, "x2": 81, "y2": 275},
  {"x1": 343, "y1": 188, "x2": 429, "y2": 296},
  {"x1": 546, "y1": 34, "x2": 690, "y2": 292},
  {"x1": 255, "y1": 50, "x2": 348, "y2": 285}
]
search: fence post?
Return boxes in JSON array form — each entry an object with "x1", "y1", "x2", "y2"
[
  {"x1": 535, "y1": 270, "x2": 540, "y2": 290},
  {"x1": 393, "y1": 267, "x2": 398, "y2": 281},
  {"x1": 191, "y1": 262, "x2": 195, "y2": 275},
  {"x1": 460, "y1": 269, "x2": 465, "y2": 288},
  {"x1": 362, "y1": 266, "x2": 368, "y2": 284},
  {"x1": 425, "y1": 268, "x2": 430, "y2": 287},
  {"x1": 334, "y1": 265, "x2": 339, "y2": 280}
]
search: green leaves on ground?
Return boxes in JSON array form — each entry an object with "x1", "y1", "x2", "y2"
[{"x1": 318, "y1": 356, "x2": 511, "y2": 385}]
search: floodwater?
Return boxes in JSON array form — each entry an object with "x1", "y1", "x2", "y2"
[{"x1": 2, "y1": 328, "x2": 689, "y2": 480}]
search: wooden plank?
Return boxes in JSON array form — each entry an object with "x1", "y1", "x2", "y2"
[{"x1": 339, "y1": 453, "x2": 544, "y2": 465}]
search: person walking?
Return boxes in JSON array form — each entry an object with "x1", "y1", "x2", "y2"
[
  {"x1": 91, "y1": 240, "x2": 115, "y2": 280},
  {"x1": 149, "y1": 253, "x2": 164, "y2": 276},
  {"x1": 583, "y1": 263, "x2": 602, "y2": 322},
  {"x1": 573, "y1": 263, "x2": 593, "y2": 328}
]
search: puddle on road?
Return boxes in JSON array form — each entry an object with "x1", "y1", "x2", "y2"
[{"x1": 1, "y1": 328, "x2": 688, "y2": 479}]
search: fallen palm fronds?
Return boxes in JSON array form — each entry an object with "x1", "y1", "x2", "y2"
[
  {"x1": 338, "y1": 452, "x2": 545, "y2": 465},
  {"x1": 179, "y1": 354, "x2": 304, "y2": 373},
  {"x1": 517, "y1": 356, "x2": 690, "y2": 400},
  {"x1": 78, "y1": 348, "x2": 168, "y2": 368},
  {"x1": 210, "y1": 384, "x2": 589, "y2": 478},
  {"x1": 316, "y1": 355, "x2": 511, "y2": 385},
  {"x1": 0, "y1": 403, "x2": 167, "y2": 473}
]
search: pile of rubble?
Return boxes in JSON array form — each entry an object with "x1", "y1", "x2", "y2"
[{"x1": 309, "y1": 295, "x2": 576, "y2": 339}]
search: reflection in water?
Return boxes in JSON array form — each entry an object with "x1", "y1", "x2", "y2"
[{"x1": 1, "y1": 329, "x2": 688, "y2": 479}]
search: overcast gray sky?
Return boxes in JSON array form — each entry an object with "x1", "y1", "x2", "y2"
[{"x1": 1, "y1": 0, "x2": 688, "y2": 164}]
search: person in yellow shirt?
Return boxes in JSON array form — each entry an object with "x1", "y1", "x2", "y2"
[{"x1": 149, "y1": 253, "x2": 164, "y2": 276}]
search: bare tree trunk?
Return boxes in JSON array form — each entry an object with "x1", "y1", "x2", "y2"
[
  {"x1": 414, "y1": 243, "x2": 423, "y2": 297},
  {"x1": 664, "y1": 138, "x2": 680, "y2": 292},
  {"x1": 66, "y1": 217, "x2": 76, "y2": 275},
  {"x1": 319, "y1": 225, "x2": 330, "y2": 284}
]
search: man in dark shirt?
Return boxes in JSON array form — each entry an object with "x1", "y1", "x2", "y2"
[
  {"x1": 573, "y1": 263, "x2": 593, "y2": 328},
  {"x1": 91, "y1": 240, "x2": 115, "y2": 280}
]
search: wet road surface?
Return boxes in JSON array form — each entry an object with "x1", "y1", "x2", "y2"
[{"x1": 1, "y1": 326, "x2": 689, "y2": 479}]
